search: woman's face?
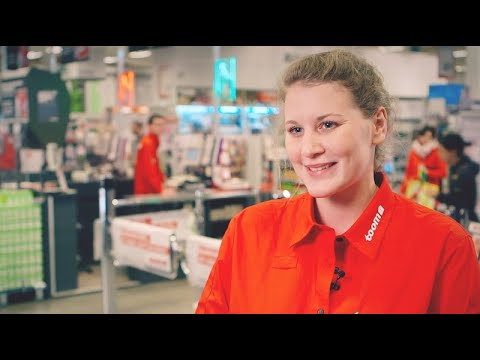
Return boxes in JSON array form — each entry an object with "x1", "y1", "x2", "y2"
[
  {"x1": 283, "y1": 82, "x2": 386, "y2": 199},
  {"x1": 418, "y1": 131, "x2": 433, "y2": 145},
  {"x1": 439, "y1": 145, "x2": 455, "y2": 165}
]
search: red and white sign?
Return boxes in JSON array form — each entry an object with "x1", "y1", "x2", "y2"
[
  {"x1": 185, "y1": 235, "x2": 221, "y2": 288},
  {"x1": 111, "y1": 209, "x2": 194, "y2": 278},
  {"x1": 112, "y1": 217, "x2": 174, "y2": 275}
]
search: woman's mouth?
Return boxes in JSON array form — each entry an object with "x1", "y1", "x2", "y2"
[{"x1": 305, "y1": 162, "x2": 337, "y2": 173}]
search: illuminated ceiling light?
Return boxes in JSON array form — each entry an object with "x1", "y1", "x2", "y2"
[
  {"x1": 455, "y1": 65, "x2": 466, "y2": 73},
  {"x1": 128, "y1": 50, "x2": 152, "y2": 59},
  {"x1": 103, "y1": 56, "x2": 118, "y2": 64},
  {"x1": 27, "y1": 51, "x2": 43, "y2": 60},
  {"x1": 45, "y1": 46, "x2": 63, "y2": 54},
  {"x1": 52, "y1": 46, "x2": 63, "y2": 55},
  {"x1": 453, "y1": 50, "x2": 467, "y2": 58}
]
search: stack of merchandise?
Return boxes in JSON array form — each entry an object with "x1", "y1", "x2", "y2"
[
  {"x1": 0, "y1": 190, "x2": 44, "y2": 293},
  {"x1": 404, "y1": 167, "x2": 439, "y2": 209}
]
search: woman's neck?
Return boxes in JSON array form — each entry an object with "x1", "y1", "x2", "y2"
[{"x1": 314, "y1": 174, "x2": 380, "y2": 235}]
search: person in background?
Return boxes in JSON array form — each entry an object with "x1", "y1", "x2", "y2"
[
  {"x1": 195, "y1": 49, "x2": 480, "y2": 314},
  {"x1": 400, "y1": 125, "x2": 447, "y2": 195},
  {"x1": 0, "y1": 130, "x2": 16, "y2": 171},
  {"x1": 437, "y1": 132, "x2": 480, "y2": 222},
  {"x1": 134, "y1": 114, "x2": 167, "y2": 195}
]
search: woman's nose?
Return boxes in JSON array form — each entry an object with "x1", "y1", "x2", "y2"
[{"x1": 301, "y1": 133, "x2": 325, "y2": 158}]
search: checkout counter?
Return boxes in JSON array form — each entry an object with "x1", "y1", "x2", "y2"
[{"x1": 107, "y1": 187, "x2": 265, "y2": 282}]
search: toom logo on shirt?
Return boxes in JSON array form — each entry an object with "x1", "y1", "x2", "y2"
[{"x1": 365, "y1": 205, "x2": 385, "y2": 241}]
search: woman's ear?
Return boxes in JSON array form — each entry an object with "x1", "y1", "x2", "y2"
[{"x1": 372, "y1": 107, "x2": 388, "y2": 145}]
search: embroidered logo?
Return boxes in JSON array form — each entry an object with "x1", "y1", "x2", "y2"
[{"x1": 364, "y1": 205, "x2": 385, "y2": 241}]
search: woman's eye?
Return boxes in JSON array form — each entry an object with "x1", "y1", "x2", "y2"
[
  {"x1": 288, "y1": 126, "x2": 303, "y2": 134},
  {"x1": 321, "y1": 121, "x2": 337, "y2": 129}
]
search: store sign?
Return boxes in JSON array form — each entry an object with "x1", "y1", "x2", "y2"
[
  {"x1": 117, "y1": 70, "x2": 135, "y2": 107},
  {"x1": 214, "y1": 57, "x2": 237, "y2": 102},
  {"x1": 112, "y1": 218, "x2": 174, "y2": 276},
  {"x1": 60, "y1": 46, "x2": 90, "y2": 64},
  {"x1": 37, "y1": 90, "x2": 59, "y2": 123},
  {"x1": 110, "y1": 209, "x2": 192, "y2": 279}
]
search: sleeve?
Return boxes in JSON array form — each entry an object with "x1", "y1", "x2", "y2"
[
  {"x1": 195, "y1": 216, "x2": 237, "y2": 314},
  {"x1": 455, "y1": 167, "x2": 478, "y2": 210},
  {"x1": 426, "y1": 150, "x2": 447, "y2": 182},
  {"x1": 137, "y1": 139, "x2": 164, "y2": 193},
  {"x1": 428, "y1": 233, "x2": 480, "y2": 313},
  {"x1": 436, "y1": 192, "x2": 455, "y2": 206},
  {"x1": 438, "y1": 166, "x2": 476, "y2": 209},
  {"x1": 400, "y1": 151, "x2": 417, "y2": 194}
]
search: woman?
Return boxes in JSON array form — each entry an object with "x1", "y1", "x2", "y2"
[
  {"x1": 400, "y1": 125, "x2": 447, "y2": 196},
  {"x1": 438, "y1": 132, "x2": 480, "y2": 223},
  {"x1": 196, "y1": 50, "x2": 480, "y2": 314}
]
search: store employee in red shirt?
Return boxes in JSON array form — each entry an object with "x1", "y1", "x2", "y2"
[
  {"x1": 134, "y1": 114, "x2": 166, "y2": 195},
  {"x1": 196, "y1": 50, "x2": 480, "y2": 314}
]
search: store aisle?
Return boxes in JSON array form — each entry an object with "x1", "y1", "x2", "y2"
[{"x1": 0, "y1": 279, "x2": 200, "y2": 314}]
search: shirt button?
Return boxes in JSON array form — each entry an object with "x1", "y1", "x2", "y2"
[{"x1": 317, "y1": 308, "x2": 325, "y2": 314}]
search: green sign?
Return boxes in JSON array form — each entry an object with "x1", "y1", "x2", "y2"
[
  {"x1": 214, "y1": 57, "x2": 237, "y2": 102},
  {"x1": 70, "y1": 79, "x2": 85, "y2": 113}
]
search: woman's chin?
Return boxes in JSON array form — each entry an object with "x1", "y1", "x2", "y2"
[{"x1": 304, "y1": 184, "x2": 335, "y2": 199}]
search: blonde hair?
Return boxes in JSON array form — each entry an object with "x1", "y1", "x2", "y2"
[{"x1": 278, "y1": 49, "x2": 394, "y2": 172}]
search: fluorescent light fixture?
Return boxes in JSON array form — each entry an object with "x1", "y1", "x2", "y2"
[
  {"x1": 27, "y1": 51, "x2": 43, "y2": 60},
  {"x1": 251, "y1": 106, "x2": 269, "y2": 114},
  {"x1": 218, "y1": 106, "x2": 239, "y2": 114},
  {"x1": 128, "y1": 50, "x2": 152, "y2": 59},
  {"x1": 246, "y1": 106, "x2": 279, "y2": 115},
  {"x1": 103, "y1": 56, "x2": 118, "y2": 64},
  {"x1": 453, "y1": 50, "x2": 467, "y2": 58},
  {"x1": 176, "y1": 105, "x2": 212, "y2": 114}
]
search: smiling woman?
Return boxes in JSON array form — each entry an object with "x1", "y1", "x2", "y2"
[{"x1": 195, "y1": 49, "x2": 480, "y2": 314}]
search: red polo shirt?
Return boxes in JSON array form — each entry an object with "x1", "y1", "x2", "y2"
[{"x1": 196, "y1": 173, "x2": 480, "y2": 314}]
